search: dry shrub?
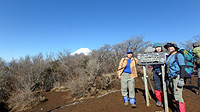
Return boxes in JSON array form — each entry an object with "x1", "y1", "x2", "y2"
[
  {"x1": 102, "y1": 73, "x2": 120, "y2": 89},
  {"x1": 146, "y1": 67, "x2": 153, "y2": 80},
  {"x1": 67, "y1": 74, "x2": 92, "y2": 97},
  {"x1": 7, "y1": 89, "x2": 43, "y2": 112},
  {"x1": 5, "y1": 54, "x2": 48, "y2": 111},
  {"x1": 136, "y1": 66, "x2": 153, "y2": 79},
  {"x1": 67, "y1": 73, "x2": 117, "y2": 97},
  {"x1": 0, "y1": 58, "x2": 10, "y2": 111},
  {"x1": 136, "y1": 66, "x2": 143, "y2": 77},
  {"x1": 0, "y1": 35, "x2": 154, "y2": 111}
]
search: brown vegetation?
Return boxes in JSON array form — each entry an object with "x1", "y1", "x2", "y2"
[{"x1": 0, "y1": 35, "x2": 199, "y2": 111}]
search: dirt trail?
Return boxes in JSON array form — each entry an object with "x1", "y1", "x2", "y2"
[{"x1": 26, "y1": 76, "x2": 200, "y2": 112}]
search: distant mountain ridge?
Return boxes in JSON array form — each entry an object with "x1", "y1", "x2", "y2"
[{"x1": 71, "y1": 48, "x2": 92, "y2": 55}]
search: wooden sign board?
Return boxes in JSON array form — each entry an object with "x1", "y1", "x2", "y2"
[{"x1": 137, "y1": 52, "x2": 166, "y2": 65}]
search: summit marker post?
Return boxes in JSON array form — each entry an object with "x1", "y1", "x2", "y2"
[{"x1": 138, "y1": 47, "x2": 168, "y2": 112}]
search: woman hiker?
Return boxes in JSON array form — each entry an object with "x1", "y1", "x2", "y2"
[
  {"x1": 164, "y1": 41, "x2": 185, "y2": 112},
  {"x1": 117, "y1": 50, "x2": 138, "y2": 108},
  {"x1": 151, "y1": 43, "x2": 164, "y2": 107}
]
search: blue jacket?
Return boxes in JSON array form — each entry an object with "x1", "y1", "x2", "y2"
[{"x1": 165, "y1": 52, "x2": 185, "y2": 77}]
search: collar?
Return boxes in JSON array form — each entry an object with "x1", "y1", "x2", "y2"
[
  {"x1": 169, "y1": 51, "x2": 177, "y2": 55},
  {"x1": 125, "y1": 57, "x2": 134, "y2": 60}
]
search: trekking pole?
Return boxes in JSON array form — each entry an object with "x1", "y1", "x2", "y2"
[
  {"x1": 143, "y1": 66, "x2": 150, "y2": 106},
  {"x1": 162, "y1": 65, "x2": 169, "y2": 112}
]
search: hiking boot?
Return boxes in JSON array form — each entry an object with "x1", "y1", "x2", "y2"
[
  {"x1": 123, "y1": 96, "x2": 129, "y2": 106},
  {"x1": 130, "y1": 103, "x2": 136, "y2": 108},
  {"x1": 156, "y1": 101, "x2": 163, "y2": 107},
  {"x1": 124, "y1": 102, "x2": 129, "y2": 106},
  {"x1": 129, "y1": 98, "x2": 136, "y2": 108}
]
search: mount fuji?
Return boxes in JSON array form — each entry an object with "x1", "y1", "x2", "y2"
[{"x1": 71, "y1": 48, "x2": 92, "y2": 55}]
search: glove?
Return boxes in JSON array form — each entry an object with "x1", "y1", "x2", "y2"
[
  {"x1": 177, "y1": 78, "x2": 184, "y2": 88},
  {"x1": 155, "y1": 68, "x2": 161, "y2": 75}
]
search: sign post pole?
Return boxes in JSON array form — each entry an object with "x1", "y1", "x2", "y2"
[
  {"x1": 162, "y1": 65, "x2": 169, "y2": 112},
  {"x1": 143, "y1": 65, "x2": 150, "y2": 106}
]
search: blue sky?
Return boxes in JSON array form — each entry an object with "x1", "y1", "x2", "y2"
[{"x1": 0, "y1": 0, "x2": 200, "y2": 62}]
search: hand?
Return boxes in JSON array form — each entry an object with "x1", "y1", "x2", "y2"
[
  {"x1": 148, "y1": 66, "x2": 153, "y2": 69},
  {"x1": 177, "y1": 78, "x2": 184, "y2": 88}
]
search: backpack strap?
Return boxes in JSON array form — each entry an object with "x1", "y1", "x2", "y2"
[
  {"x1": 174, "y1": 51, "x2": 186, "y2": 66},
  {"x1": 122, "y1": 58, "x2": 125, "y2": 62},
  {"x1": 133, "y1": 58, "x2": 137, "y2": 64},
  {"x1": 175, "y1": 52, "x2": 180, "y2": 66},
  {"x1": 166, "y1": 53, "x2": 176, "y2": 75}
]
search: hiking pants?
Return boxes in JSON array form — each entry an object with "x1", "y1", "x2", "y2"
[
  {"x1": 153, "y1": 70, "x2": 162, "y2": 91},
  {"x1": 169, "y1": 75, "x2": 184, "y2": 103},
  {"x1": 121, "y1": 72, "x2": 135, "y2": 98},
  {"x1": 196, "y1": 67, "x2": 200, "y2": 87}
]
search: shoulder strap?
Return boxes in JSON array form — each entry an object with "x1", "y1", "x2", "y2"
[
  {"x1": 175, "y1": 50, "x2": 189, "y2": 66},
  {"x1": 175, "y1": 52, "x2": 179, "y2": 66},
  {"x1": 166, "y1": 53, "x2": 176, "y2": 74},
  {"x1": 133, "y1": 58, "x2": 137, "y2": 65},
  {"x1": 122, "y1": 58, "x2": 125, "y2": 62}
]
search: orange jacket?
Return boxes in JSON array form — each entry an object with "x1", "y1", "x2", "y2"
[{"x1": 117, "y1": 57, "x2": 138, "y2": 79}]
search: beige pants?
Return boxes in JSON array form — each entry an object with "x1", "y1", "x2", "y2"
[
  {"x1": 169, "y1": 75, "x2": 184, "y2": 103},
  {"x1": 121, "y1": 72, "x2": 135, "y2": 98}
]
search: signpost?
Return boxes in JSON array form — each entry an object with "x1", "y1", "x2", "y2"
[
  {"x1": 143, "y1": 65, "x2": 150, "y2": 106},
  {"x1": 138, "y1": 47, "x2": 168, "y2": 112},
  {"x1": 137, "y1": 52, "x2": 166, "y2": 65},
  {"x1": 162, "y1": 65, "x2": 169, "y2": 112}
]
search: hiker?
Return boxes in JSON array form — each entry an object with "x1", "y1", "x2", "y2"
[
  {"x1": 151, "y1": 43, "x2": 164, "y2": 107},
  {"x1": 164, "y1": 41, "x2": 185, "y2": 112},
  {"x1": 117, "y1": 50, "x2": 138, "y2": 108},
  {"x1": 192, "y1": 42, "x2": 200, "y2": 95}
]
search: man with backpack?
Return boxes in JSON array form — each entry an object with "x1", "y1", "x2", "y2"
[
  {"x1": 117, "y1": 50, "x2": 138, "y2": 108},
  {"x1": 164, "y1": 41, "x2": 186, "y2": 112},
  {"x1": 192, "y1": 42, "x2": 200, "y2": 95}
]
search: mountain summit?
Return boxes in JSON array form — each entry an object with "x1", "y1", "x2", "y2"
[{"x1": 71, "y1": 48, "x2": 92, "y2": 55}]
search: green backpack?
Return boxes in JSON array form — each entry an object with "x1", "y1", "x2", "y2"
[{"x1": 192, "y1": 47, "x2": 200, "y2": 65}]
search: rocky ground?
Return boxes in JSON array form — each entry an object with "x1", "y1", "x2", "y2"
[{"x1": 24, "y1": 75, "x2": 200, "y2": 112}]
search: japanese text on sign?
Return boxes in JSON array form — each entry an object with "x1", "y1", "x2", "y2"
[{"x1": 137, "y1": 52, "x2": 166, "y2": 65}]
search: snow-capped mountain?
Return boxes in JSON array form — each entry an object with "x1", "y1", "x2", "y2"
[{"x1": 71, "y1": 48, "x2": 92, "y2": 55}]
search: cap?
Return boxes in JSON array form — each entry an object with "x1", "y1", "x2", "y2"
[
  {"x1": 153, "y1": 43, "x2": 162, "y2": 48},
  {"x1": 126, "y1": 50, "x2": 133, "y2": 54},
  {"x1": 164, "y1": 41, "x2": 179, "y2": 49},
  {"x1": 193, "y1": 42, "x2": 199, "y2": 48}
]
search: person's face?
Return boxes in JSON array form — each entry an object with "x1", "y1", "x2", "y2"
[
  {"x1": 167, "y1": 46, "x2": 175, "y2": 52},
  {"x1": 126, "y1": 53, "x2": 133, "y2": 58},
  {"x1": 155, "y1": 47, "x2": 162, "y2": 52}
]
